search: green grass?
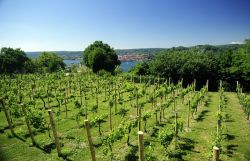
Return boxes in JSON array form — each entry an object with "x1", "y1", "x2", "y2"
[{"x1": 1, "y1": 82, "x2": 250, "y2": 161}]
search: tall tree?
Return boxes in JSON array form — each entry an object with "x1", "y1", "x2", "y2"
[
  {"x1": 0, "y1": 47, "x2": 30, "y2": 74},
  {"x1": 36, "y1": 52, "x2": 66, "y2": 73},
  {"x1": 83, "y1": 41, "x2": 120, "y2": 73}
]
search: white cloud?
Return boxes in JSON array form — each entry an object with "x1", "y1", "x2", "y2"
[{"x1": 230, "y1": 41, "x2": 243, "y2": 44}]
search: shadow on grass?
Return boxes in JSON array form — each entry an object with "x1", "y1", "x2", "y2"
[
  {"x1": 34, "y1": 142, "x2": 73, "y2": 161},
  {"x1": 93, "y1": 140, "x2": 103, "y2": 148},
  {"x1": 195, "y1": 110, "x2": 209, "y2": 122},
  {"x1": 224, "y1": 114, "x2": 234, "y2": 122},
  {"x1": 223, "y1": 133, "x2": 236, "y2": 141},
  {"x1": 167, "y1": 137, "x2": 196, "y2": 160},
  {"x1": 150, "y1": 126, "x2": 160, "y2": 137},
  {"x1": 179, "y1": 137, "x2": 196, "y2": 151},
  {"x1": 10, "y1": 133, "x2": 26, "y2": 142},
  {"x1": 158, "y1": 122, "x2": 166, "y2": 127},
  {"x1": 0, "y1": 149, "x2": 7, "y2": 161},
  {"x1": 226, "y1": 144, "x2": 238, "y2": 157},
  {"x1": 124, "y1": 144, "x2": 138, "y2": 161},
  {"x1": 0, "y1": 129, "x2": 5, "y2": 133},
  {"x1": 43, "y1": 142, "x2": 56, "y2": 153}
]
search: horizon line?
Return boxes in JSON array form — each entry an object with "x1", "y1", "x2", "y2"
[{"x1": 23, "y1": 42, "x2": 244, "y2": 52}]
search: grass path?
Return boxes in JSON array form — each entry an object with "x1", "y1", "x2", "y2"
[
  {"x1": 183, "y1": 92, "x2": 250, "y2": 161},
  {"x1": 0, "y1": 134, "x2": 55, "y2": 161},
  {"x1": 223, "y1": 92, "x2": 250, "y2": 161},
  {"x1": 183, "y1": 92, "x2": 218, "y2": 160}
]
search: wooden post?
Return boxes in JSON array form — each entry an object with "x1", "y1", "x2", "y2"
[
  {"x1": 138, "y1": 131, "x2": 144, "y2": 161},
  {"x1": 95, "y1": 87, "x2": 98, "y2": 109},
  {"x1": 0, "y1": 98, "x2": 15, "y2": 135},
  {"x1": 155, "y1": 110, "x2": 158, "y2": 125},
  {"x1": 217, "y1": 119, "x2": 220, "y2": 138},
  {"x1": 21, "y1": 104, "x2": 36, "y2": 145},
  {"x1": 115, "y1": 85, "x2": 117, "y2": 114},
  {"x1": 138, "y1": 107, "x2": 141, "y2": 131},
  {"x1": 173, "y1": 91, "x2": 176, "y2": 111},
  {"x1": 213, "y1": 146, "x2": 220, "y2": 161},
  {"x1": 187, "y1": 100, "x2": 190, "y2": 129},
  {"x1": 236, "y1": 81, "x2": 239, "y2": 92},
  {"x1": 84, "y1": 120, "x2": 96, "y2": 161},
  {"x1": 84, "y1": 90, "x2": 88, "y2": 119},
  {"x1": 194, "y1": 79, "x2": 196, "y2": 91},
  {"x1": 206, "y1": 80, "x2": 209, "y2": 91},
  {"x1": 109, "y1": 103, "x2": 112, "y2": 130},
  {"x1": 48, "y1": 110, "x2": 61, "y2": 157},
  {"x1": 175, "y1": 112, "x2": 178, "y2": 136}
]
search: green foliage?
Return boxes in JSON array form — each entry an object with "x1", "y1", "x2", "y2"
[
  {"x1": 90, "y1": 114, "x2": 108, "y2": 127},
  {"x1": 145, "y1": 144, "x2": 158, "y2": 161},
  {"x1": 91, "y1": 105, "x2": 98, "y2": 113},
  {"x1": 129, "y1": 62, "x2": 150, "y2": 75},
  {"x1": 74, "y1": 100, "x2": 81, "y2": 108},
  {"x1": 83, "y1": 41, "x2": 120, "y2": 73},
  {"x1": 36, "y1": 52, "x2": 65, "y2": 73},
  {"x1": 158, "y1": 127, "x2": 174, "y2": 148},
  {"x1": 0, "y1": 47, "x2": 32, "y2": 74},
  {"x1": 142, "y1": 112, "x2": 151, "y2": 121},
  {"x1": 28, "y1": 109, "x2": 46, "y2": 130},
  {"x1": 129, "y1": 41, "x2": 250, "y2": 91},
  {"x1": 117, "y1": 107, "x2": 128, "y2": 117}
]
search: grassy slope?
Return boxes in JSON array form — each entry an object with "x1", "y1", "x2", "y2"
[
  {"x1": 183, "y1": 92, "x2": 250, "y2": 161},
  {"x1": 182, "y1": 92, "x2": 218, "y2": 160},
  {"x1": 223, "y1": 92, "x2": 250, "y2": 160},
  {"x1": 0, "y1": 92, "x2": 250, "y2": 161}
]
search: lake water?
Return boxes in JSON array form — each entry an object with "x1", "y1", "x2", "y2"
[
  {"x1": 64, "y1": 60, "x2": 139, "y2": 72},
  {"x1": 120, "y1": 61, "x2": 139, "y2": 72}
]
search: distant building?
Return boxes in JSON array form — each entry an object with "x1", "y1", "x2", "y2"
[{"x1": 118, "y1": 54, "x2": 148, "y2": 61}]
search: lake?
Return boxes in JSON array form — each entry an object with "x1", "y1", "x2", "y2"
[{"x1": 64, "y1": 59, "x2": 139, "y2": 72}]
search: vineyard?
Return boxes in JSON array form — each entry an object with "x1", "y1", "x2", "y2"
[{"x1": 0, "y1": 70, "x2": 250, "y2": 161}]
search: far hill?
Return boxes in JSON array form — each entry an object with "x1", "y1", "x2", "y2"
[{"x1": 25, "y1": 44, "x2": 242, "y2": 60}]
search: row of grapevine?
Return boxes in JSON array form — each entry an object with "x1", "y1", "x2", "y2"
[
  {"x1": 236, "y1": 82, "x2": 250, "y2": 120},
  {"x1": 0, "y1": 71, "x2": 216, "y2": 160}
]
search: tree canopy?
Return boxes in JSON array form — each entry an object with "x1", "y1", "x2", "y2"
[
  {"x1": 130, "y1": 40, "x2": 250, "y2": 91},
  {"x1": 83, "y1": 41, "x2": 120, "y2": 73},
  {"x1": 36, "y1": 52, "x2": 66, "y2": 73},
  {"x1": 0, "y1": 47, "x2": 31, "y2": 74}
]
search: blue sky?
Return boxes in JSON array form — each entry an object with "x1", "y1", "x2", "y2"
[{"x1": 0, "y1": 0, "x2": 250, "y2": 51}]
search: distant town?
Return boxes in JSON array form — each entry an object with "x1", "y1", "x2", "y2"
[{"x1": 118, "y1": 54, "x2": 148, "y2": 61}]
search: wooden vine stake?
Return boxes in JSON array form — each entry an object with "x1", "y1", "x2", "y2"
[
  {"x1": 21, "y1": 104, "x2": 36, "y2": 145},
  {"x1": 213, "y1": 146, "x2": 220, "y2": 161},
  {"x1": 175, "y1": 112, "x2": 178, "y2": 136},
  {"x1": 84, "y1": 120, "x2": 96, "y2": 161},
  {"x1": 186, "y1": 100, "x2": 191, "y2": 132},
  {"x1": 48, "y1": 110, "x2": 61, "y2": 157},
  {"x1": 138, "y1": 105, "x2": 142, "y2": 131},
  {"x1": 138, "y1": 131, "x2": 144, "y2": 161},
  {"x1": 0, "y1": 98, "x2": 15, "y2": 135}
]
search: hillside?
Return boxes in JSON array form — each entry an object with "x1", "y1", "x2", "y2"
[
  {"x1": 25, "y1": 44, "x2": 242, "y2": 61},
  {"x1": 0, "y1": 73, "x2": 250, "y2": 161}
]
